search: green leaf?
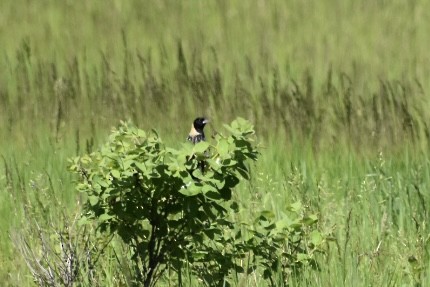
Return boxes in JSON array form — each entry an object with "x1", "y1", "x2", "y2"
[
  {"x1": 111, "y1": 169, "x2": 121, "y2": 179},
  {"x1": 97, "y1": 177, "x2": 110, "y2": 188},
  {"x1": 275, "y1": 217, "x2": 293, "y2": 231},
  {"x1": 88, "y1": 195, "x2": 99, "y2": 206},
  {"x1": 202, "y1": 184, "x2": 217, "y2": 194},
  {"x1": 207, "y1": 158, "x2": 222, "y2": 172},
  {"x1": 310, "y1": 230, "x2": 324, "y2": 246},
  {"x1": 134, "y1": 162, "x2": 147, "y2": 172},
  {"x1": 303, "y1": 214, "x2": 318, "y2": 225},
  {"x1": 237, "y1": 166, "x2": 249, "y2": 179},
  {"x1": 99, "y1": 213, "x2": 114, "y2": 222},
  {"x1": 222, "y1": 158, "x2": 237, "y2": 166},
  {"x1": 217, "y1": 139, "x2": 229, "y2": 157},
  {"x1": 122, "y1": 159, "x2": 134, "y2": 170},
  {"x1": 193, "y1": 141, "x2": 210, "y2": 154},
  {"x1": 178, "y1": 183, "x2": 202, "y2": 196},
  {"x1": 205, "y1": 191, "x2": 222, "y2": 200},
  {"x1": 223, "y1": 123, "x2": 238, "y2": 135},
  {"x1": 214, "y1": 178, "x2": 225, "y2": 189}
]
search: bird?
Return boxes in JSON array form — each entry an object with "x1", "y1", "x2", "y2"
[
  {"x1": 187, "y1": 117, "x2": 208, "y2": 144},
  {"x1": 187, "y1": 117, "x2": 209, "y2": 175}
]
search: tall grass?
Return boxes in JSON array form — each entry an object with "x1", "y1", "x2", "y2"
[
  {"x1": 1, "y1": 0, "x2": 430, "y2": 286},
  {"x1": 2, "y1": 40, "x2": 429, "y2": 153}
]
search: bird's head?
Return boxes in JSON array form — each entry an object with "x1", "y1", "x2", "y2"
[{"x1": 193, "y1": 117, "x2": 209, "y2": 132}]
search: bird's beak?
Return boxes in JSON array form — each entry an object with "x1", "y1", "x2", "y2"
[{"x1": 203, "y1": 119, "x2": 209, "y2": 124}]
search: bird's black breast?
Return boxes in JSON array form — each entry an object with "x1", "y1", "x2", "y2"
[{"x1": 187, "y1": 133, "x2": 205, "y2": 144}]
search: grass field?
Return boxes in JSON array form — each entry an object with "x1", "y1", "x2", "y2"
[{"x1": 1, "y1": 0, "x2": 430, "y2": 286}]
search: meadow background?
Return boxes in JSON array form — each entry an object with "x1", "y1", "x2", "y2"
[{"x1": 1, "y1": 0, "x2": 430, "y2": 285}]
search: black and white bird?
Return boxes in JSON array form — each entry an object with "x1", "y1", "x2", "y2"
[
  {"x1": 187, "y1": 117, "x2": 209, "y2": 144},
  {"x1": 187, "y1": 117, "x2": 209, "y2": 174}
]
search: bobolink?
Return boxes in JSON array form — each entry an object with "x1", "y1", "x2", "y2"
[
  {"x1": 187, "y1": 117, "x2": 209, "y2": 174},
  {"x1": 187, "y1": 117, "x2": 208, "y2": 144}
]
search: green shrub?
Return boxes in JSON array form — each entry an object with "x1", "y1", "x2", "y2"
[{"x1": 69, "y1": 118, "x2": 323, "y2": 286}]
